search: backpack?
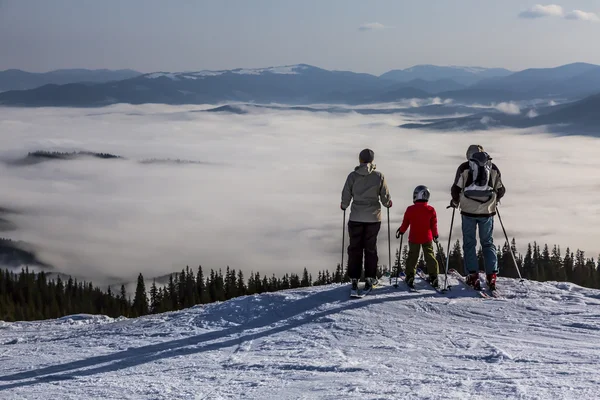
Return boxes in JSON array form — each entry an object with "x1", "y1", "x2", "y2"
[{"x1": 464, "y1": 152, "x2": 494, "y2": 202}]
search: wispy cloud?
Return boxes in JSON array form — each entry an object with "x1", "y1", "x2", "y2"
[
  {"x1": 358, "y1": 22, "x2": 390, "y2": 32},
  {"x1": 565, "y1": 10, "x2": 600, "y2": 22},
  {"x1": 519, "y1": 4, "x2": 599, "y2": 22},
  {"x1": 519, "y1": 4, "x2": 564, "y2": 19}
]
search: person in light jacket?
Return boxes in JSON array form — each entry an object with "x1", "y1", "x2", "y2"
[{"x1": 341, "y1": 148, "x2": 392, "y2": 292}]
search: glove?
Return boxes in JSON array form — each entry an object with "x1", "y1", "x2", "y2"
[
  {"x1": 447, "y1": 200, "x2": 458, "y2": 209},
  {"x1": 395, "y1": 228, "x2": 404, "y2": 239},
  {"x1": 433, "y1": 236, "x2": 439, "y2": 244},
  {"x1": 387, "y1": 200, "x2": 393, "y2": 208},
  {"x1": 340, "y1": 203, "x2": 346, "y2": 211}
]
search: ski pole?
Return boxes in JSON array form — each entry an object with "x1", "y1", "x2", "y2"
[
  {"x1": 442, "y1": 207, "x2": 456, "y2": 292},
  {"x1": 497, "y1": 208, "x2": 524, "y2": 282},
  {"x1": 387, "y1": 207, "x2": 392, "y2": 282},
  {"x1": 341, "y1": 209, "x2": 346, "y2": 280},
  {"x1": 396, "y1": 234, "x2": 404, "y2": 287},
  {"x1": 435, "y1": 241, "x2": 447, "y2": 283}
]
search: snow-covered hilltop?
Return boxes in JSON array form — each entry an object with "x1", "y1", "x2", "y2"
[
  {"x1": 144, "y1": 64, "x2": 312, "y2": 80},
  {"x1": 1, "y1": 276, "x2": 599, "y2": 399}
]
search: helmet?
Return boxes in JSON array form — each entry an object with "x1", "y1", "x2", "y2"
[{"x1": 413, "y1": 185, "x2": 430, "y2": 202}]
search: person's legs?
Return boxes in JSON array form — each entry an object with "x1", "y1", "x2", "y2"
[
  {"x1": 347, "y1": 221, "x2": 365, "y2": 280},
  {"x1": 461, "y1": 215, "x2": 478, "y2": 274},
  {"x1": 405, "y1": 242, "x2": 421, "y2": 283},
  {"x1": 478, "y1": 217, "x2": 497, "y2": 274},
  {"x1": 363, "y1": 222, "x2": 381, "y2": 279},
  {"x1": 422, "y1": 242, "x2": 439, "y2": 278}
]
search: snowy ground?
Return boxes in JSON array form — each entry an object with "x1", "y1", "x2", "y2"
[{"x1": 1, "y1": 276, "x2": 600, "y2": 399}]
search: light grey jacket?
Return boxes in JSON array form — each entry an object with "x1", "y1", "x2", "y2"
[{"x1": 341, "y1": 163, "x2": 392, "y2": 223}]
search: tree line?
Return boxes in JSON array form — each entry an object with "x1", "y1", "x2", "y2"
[{"x1": 1, "y1": 239, "x2": 599, "y2": 322}]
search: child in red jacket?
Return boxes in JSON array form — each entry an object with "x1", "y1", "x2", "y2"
[{"x1": 395, "y1": 185, "x2": 439, "y2": 288}]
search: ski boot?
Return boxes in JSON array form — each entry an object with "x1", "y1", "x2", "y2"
[
  {"x1": 364, "y1": 277, "x2": 373, "y2": 292},
  {"x1": 486, "y1": 273, "x2": 497, "y2": 291},
  {"x1": 350, "y1": 279, "x2": 359, "y2": 296},
  {"x1": 465, "y1": 272, "x2": 481, "y2": 290},
  {"x1": 428, "y1": 275, "x2": 439, "y2": 289},
  {"x1": 405, "y1": 275, "x2": 416, "y2": 290}
]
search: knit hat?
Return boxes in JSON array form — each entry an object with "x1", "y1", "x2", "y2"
[{"x1": 359, "y1": 148, "x2": 374, "y2": 163}]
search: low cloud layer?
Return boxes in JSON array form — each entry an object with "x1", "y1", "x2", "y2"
[
  {"x1": 519, "y1": 4, "x2": 599, "y2": 21},
  {"x1": 495, "y1": 102, "x2": 521, "y2": 115},
  {"x1": 0, "y1": 104, "x2": 599, "y2": 284},
  {"x1": 358, "y1": 22, "x2": 389, "y2": 31}
]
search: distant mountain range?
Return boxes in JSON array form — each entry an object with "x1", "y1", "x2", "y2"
[
  {"x1": 401, "y1": 91, "x2": 600, "y2": 135},
  {"x1": 380, "y1": 65, "x2": 513, "y2": 85},
  {"x1": 0, "y1": 68, "x2": 142, "y2": 92},
  {"x1": 1, "y1": 63, "x2": 600, "y2": 111}
]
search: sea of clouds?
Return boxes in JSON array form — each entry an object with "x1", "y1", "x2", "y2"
[{"x1": 1, "y1": 103, "x2": 599, "y2": 284}]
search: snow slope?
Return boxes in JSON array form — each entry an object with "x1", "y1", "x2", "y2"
[{"x1": 1, "y1": 276, "x2": 600, "y2": 399}]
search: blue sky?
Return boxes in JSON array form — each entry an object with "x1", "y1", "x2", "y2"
[{"x1": 1, "y1": 0, "x2": 599, "y2": 74}]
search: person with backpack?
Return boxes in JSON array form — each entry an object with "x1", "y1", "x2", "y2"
[
  {"x1": 341, "y1": 148, "x2": 392, "y2": 295},
  {"x1": 395, "y1": 185, "x2": 440, "y2": 289},
  {"x1": 449, "y1": 144, "x2": 505, "y2": 290}
]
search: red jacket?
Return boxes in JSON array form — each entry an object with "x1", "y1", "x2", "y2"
[{"x1": 398, "y1": 202, "x2": 439, "y2": 244}]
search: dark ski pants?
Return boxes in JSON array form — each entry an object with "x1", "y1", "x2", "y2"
[
  {"x1": 405, "y1": 242, "x2": 439, "y2": 279},
  {"x1": 347, "y1": 221, "x2": 381, "y2": 280}
]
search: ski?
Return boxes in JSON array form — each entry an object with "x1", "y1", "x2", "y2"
[
  {"x1": 350, "y1": 280, "x2": 380, "y2": 298},
  {"x1": 447, "y1": 269, "x2": 491, "y2": 299},
  {"x1": 477, "y1": 272, "x2": 504, "y2": 299},
  {"x1": 394, "y1": 272, "x2": 418, "y2": 292},
  {"x1": 416, "y1": 269, "x2": 444, "y2": 294}
]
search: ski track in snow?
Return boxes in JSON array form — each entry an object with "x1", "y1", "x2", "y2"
[{"x1": 1, "y1": 277, "x2": 600, "y2": 399}]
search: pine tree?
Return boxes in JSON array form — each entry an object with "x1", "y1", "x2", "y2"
[
  {"x1": 564, "y1": 249, "x2": 574, "y2": 283},
  {"x1": 150, "y1": 279, "x2": 159, "y2": 313},
  {"x1": 290, "y1": 273, "x2": 301, "y2": 288},
  {"x1": 449, "y1": 240, "x2": 464, "y2": 274},
  {"x1": 197, "y1": 265, "x2": 209, "y2": 304},
  {"x1": 334, "y1": 264, "x2": 342, "y2": 283},
  {"x1": 532, "y1": 242, "x2": 540, "y2": 281},
  {"x1": 168, "y1": 274, "x2": 178, "y2": 310},
  {"x1": 402, "y1": 245, "x2": 409, "y2": 271},
  {"x1": 281, "y1": 273, "x2": 290, "y2": 289},
  {"x1": 119, "y1": 284, "x2": 129, "y2": 317},
  {"x1": 551, "y1": 245, "x2": 564, "y2": 281},
  {"x1": 301, "y1": 268, "x2": 310, "y2": 287},
  {"x1": 574, "y1": 249, "x2": 586, "y2": 285},
  {"x1": 540, "y1": 244, "x2": 551, "y2": 282},
  {"x1": 132, "y1": 273, "x2": 149, "y2": 317},
  {"x1": 434, "y1": 244, "x2": 447, "y2": 272},
  {"x1": 237, "y1": 270, "x2": 246, "y2": 296},
  {"x1": 523, "y1": 243, "x2": 533, "y2": 279},
  {"x1": 596, "y1": 257, "x2": 600, "y2": 289}
]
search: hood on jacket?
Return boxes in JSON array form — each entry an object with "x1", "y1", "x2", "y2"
[{"x1": 355, "y1": 163, "x2": 376, "y2": 176}]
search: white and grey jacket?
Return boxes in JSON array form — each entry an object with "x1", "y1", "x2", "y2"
[
  {"x1": 451, "y1": 162, "x2": 505, "y2": 217},
  {"x1": 341, "y1": 163, "x2": 392, "y2": 223}
]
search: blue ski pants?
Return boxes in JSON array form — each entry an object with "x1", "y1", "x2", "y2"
[{"x1": 462, "y1": 215, "x2": 498, "y2": 274}]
